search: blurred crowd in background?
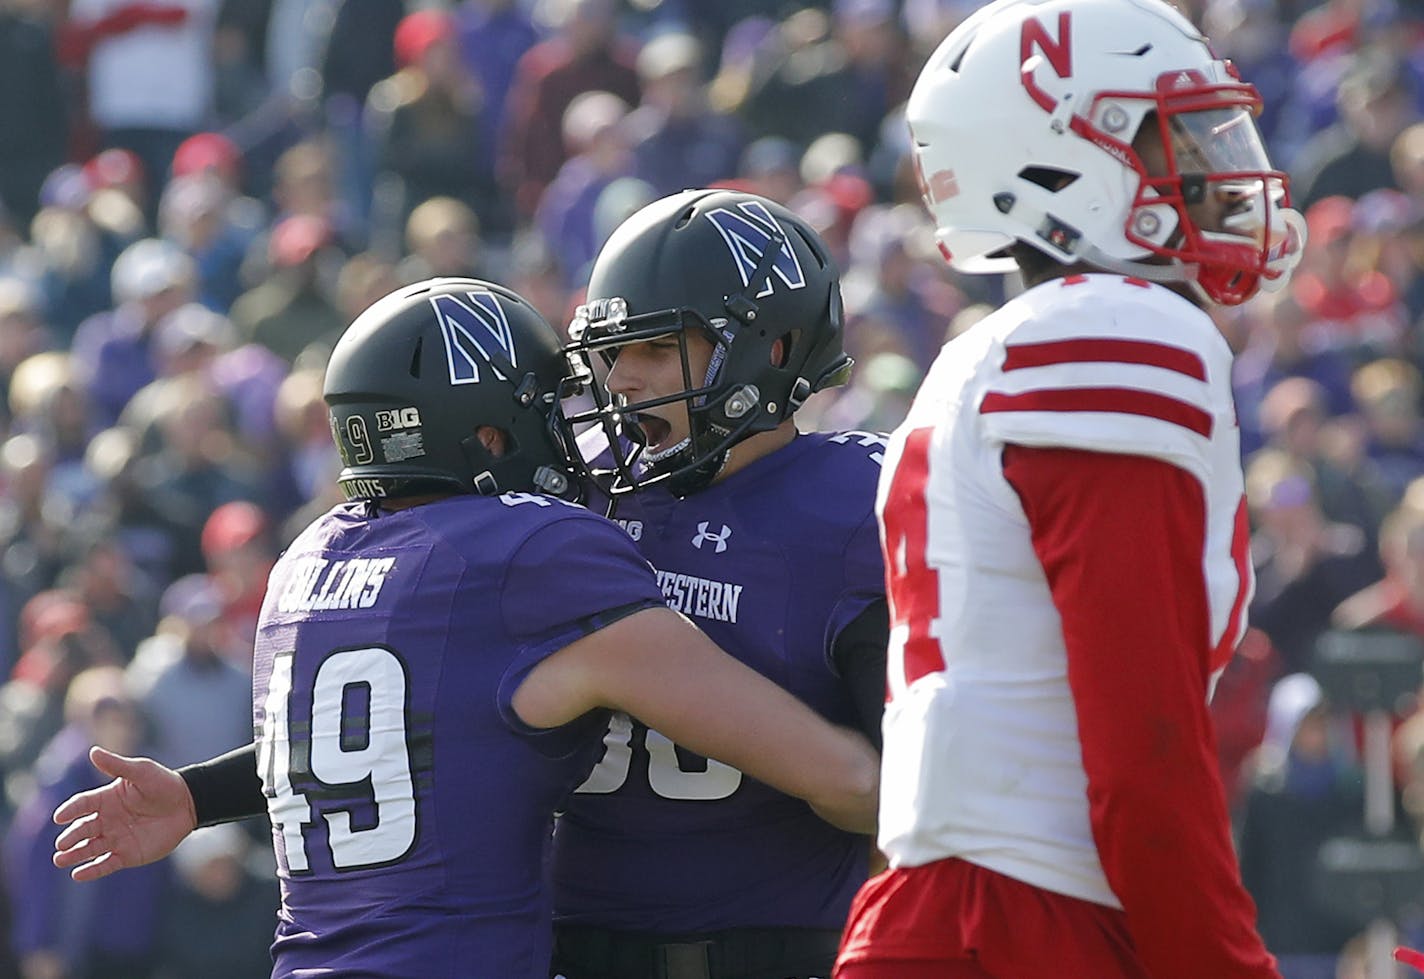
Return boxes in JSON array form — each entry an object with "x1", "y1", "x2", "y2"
[{"x1": 1, "y1": 0, "x2": 1424, "y2": 975}]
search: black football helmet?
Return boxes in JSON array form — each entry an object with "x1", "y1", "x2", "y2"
[
  {"x1": 324, "y1": 278, "x2": 580, "y2": 502},
  {"x1": 563, "y1": 189, "x2": 853, "y2": 495}
]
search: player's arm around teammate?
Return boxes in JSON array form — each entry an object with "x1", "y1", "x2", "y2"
[{"x1": 53, "y1": 599, "x2": 876, "y2": 882}]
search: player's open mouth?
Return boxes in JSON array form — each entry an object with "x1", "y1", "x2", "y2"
[{"x1": 628, "y1": 412, "x2": 672, "y2": 450}]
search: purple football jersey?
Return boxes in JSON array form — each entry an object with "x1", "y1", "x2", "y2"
[
  {"x1": 553, "y1": 431, "x2": 888, "y2": 932},
  {"x1": 251, "y1": 492, "x2": 663, "y2": 979}
]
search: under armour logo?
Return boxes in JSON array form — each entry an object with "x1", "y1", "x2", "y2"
[{"x1": 691, "y1": 522, "x2": 732, "y2": 553}]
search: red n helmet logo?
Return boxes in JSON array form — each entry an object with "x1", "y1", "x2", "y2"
[{"x1": 1020, "y1": 12, "x2": 1073, "y2": 111}]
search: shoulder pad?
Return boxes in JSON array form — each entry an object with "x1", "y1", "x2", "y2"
[{"x1": 979, "y1": 277, "x2": 1232, "y2": 481}]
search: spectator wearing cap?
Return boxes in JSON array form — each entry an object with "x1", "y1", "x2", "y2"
[
  {"x1": 1288, "y1": 195, "x2": 1407, "y2": 355},
  {"x1": 3, "y1": 665, "x2": 166, "y2": 979},
  {"x1": 1293, "y1": 46, "x2": 1419, "y2": 208},
  {"x1": 172, "y1": 132, "x2": 239, "y2": 188},
  {"x1": 82, "y1": 148, "x2": 149, "y2": 231},
  {"x1": 366, "y1": 8, "x2": 499, "y2": 251},
  {"x1": 69, "y1": 237, "x2": 195, "y2": 428},
  {"x1": 535, "y1": 90, "x2": 634, "y2": 288},
  {"x1": 127, "y1": 572, "x2": 249, "y2": 768},
  {"x1": 229, "y1": 213, "x2": 344, "y2": 365},
  {"x1": 199, "y1": 500, "x2": 273, "y2": 652},
  {"x1": 156, "y1": 825, "x2": 278, "y2": 979},
  {"x1": 0, "y1": 591, "x2": 115, "y2": 809},
  {"x1": 498, "y1": 0, "x2": 640, "y2": 219},
  {"x1": 152, "y1": 301, "x2": 236, "y2": 377},
  {"x1": 627, "y1": 31, "x2": 745, "y2": 198},
  {"x1": 170, "y1": 131, "x2": 266, "y2": 232},
  {"x1": 158, "y1": 174, "x2": 259, "y2": 313}
]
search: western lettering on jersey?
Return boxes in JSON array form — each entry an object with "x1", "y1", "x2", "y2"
[
  {"x1": 278, "y1": 557, "x2": 397, "y2": 613},
  {"x1": 654, "y1": 570, "x2": 743, "y2": 624}
]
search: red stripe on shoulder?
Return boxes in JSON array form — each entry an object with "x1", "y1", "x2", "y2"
[
  {"x1": 1122, "y1": 276, "x2": 1152, "y2": 288},
  {"x1": 1002, "y1": 338, "x2": 1207, "y2": 381},
  {"x1": 1060, "y1": 274, "x2": 1089, "y2": 286},
  {"x1": 980, "y1": 387, "x2": 1214, "y2": 437}
]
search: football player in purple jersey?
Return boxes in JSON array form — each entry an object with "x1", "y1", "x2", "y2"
[
  {"x1": 551, "y1": 188, "x2": 889, "y2": 979},
  {"x1": 49, "y1": 278, "x2": 878, "y2": 979}
]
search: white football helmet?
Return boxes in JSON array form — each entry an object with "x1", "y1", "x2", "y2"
[{"x1": 906, "y1": 0, "x2": 1305, "y2": 305}]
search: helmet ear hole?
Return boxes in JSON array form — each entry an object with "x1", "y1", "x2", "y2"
[
  {"x1": 772, "y1": 332, "x2": 796, "y2": 369},
  {"x1": 1018, "y1": 167, "x2": 1079, "y2": 192}
]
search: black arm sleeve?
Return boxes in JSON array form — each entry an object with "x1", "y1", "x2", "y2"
[
  {"x1": 178, "y1": 743, "x2": 266, "y2": 827},
  {"x1": 831, "y1": 599, "x2": 889, "y2": 752}
]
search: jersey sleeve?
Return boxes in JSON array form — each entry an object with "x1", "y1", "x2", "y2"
[
  {"x1": 979, "y1": 289, "x2": 1233, "y2": 484},
  {"x1": 825, "y1": 508, "x2": 889, "y2": 663},
  {"x1": 496, "y1": 511, "x2": 665, "y2": 750},
  {"x1": 1002, "y1": 444, "x2": 1278, "y2": 979}
]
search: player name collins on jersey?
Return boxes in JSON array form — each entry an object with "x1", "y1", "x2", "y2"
[{"x1": 275, "y1": 556, "x2": 397, "y2": 613}]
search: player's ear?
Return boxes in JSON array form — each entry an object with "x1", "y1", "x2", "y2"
[
  {"x1": 770, "y1": 335, "x2": 789, "y2": 368},
  {"x1": 475, "y1": 426, "x2": 508, "y2": 457}
]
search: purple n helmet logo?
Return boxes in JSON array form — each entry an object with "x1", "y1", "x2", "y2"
[
  {"x1": 430, "y1": 290, "x2": 518, "y2": 385},
  {"x1": 704, "y1": 200, "x2": 807, "y2": 299}
]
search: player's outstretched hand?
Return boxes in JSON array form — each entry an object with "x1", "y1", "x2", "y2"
[{"x1": 51, "y1": 746, "x2": 198, "y2": 881}]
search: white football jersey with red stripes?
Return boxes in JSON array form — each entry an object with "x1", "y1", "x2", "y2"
[{"x1": 874, "y1": 273, "x2": 1252, "y2": 906}]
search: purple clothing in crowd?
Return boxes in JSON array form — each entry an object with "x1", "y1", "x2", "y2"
[
  {"x1": 4, "y1": 726, "x2": 169, "y2": 969},
  {"x1": 70, "y1": 305, "x2": 159, "y2": 429},
  {"x1": 629, "y1": 110, "x2": 745, "y2": 198},
  {"x1": 535, "y1": 156, "x2": 630, "y2": 288}
]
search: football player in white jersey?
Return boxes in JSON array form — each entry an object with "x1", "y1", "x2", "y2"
[{"x1": 835, "y1": 1, "x2": 1304, "y2": 978}]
